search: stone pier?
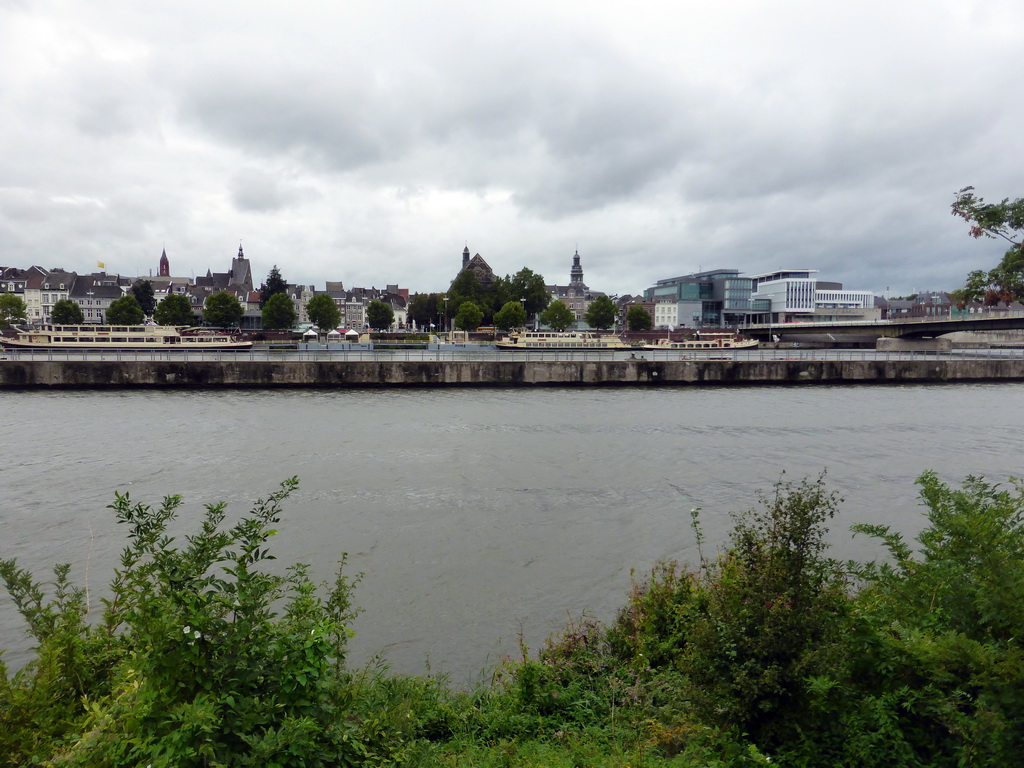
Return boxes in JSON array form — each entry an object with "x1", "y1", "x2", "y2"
[{"x1": 1, "y1": 357, "x2": 1023, "y2": 388}]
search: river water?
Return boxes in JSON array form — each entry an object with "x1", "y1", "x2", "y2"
[{"x1": 3, "y1": 384, "x2": 1023, "y2": 683}]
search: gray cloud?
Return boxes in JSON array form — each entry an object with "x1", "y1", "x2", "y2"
[{"x1": 1, "y1": 0, "x2": 1022, "y2": 297}]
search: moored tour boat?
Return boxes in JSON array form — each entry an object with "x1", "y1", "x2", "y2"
[
  {"x1": 642, "y1": 334, "x2": 758, "y2": 351},
  {"x1": 495, "y1": 331, "x2": 635, "y2": 351},
  {"x1": 1, "y1": 324, "x2": 253, "y2": 351}
]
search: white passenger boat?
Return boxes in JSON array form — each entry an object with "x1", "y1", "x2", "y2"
[
  {"x1": 1, "y1": 324, "x2": 253, "y2": 350},
  {"x1": 642, "y1": 334, "x2": 758, "y2": 351},
  {"x1": 495, "y1": 331, "x2": 635, "y2": 350}
]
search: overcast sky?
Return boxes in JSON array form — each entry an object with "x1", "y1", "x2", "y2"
[{"x1": 2, "y1": 1, "x2": 1021, "y2": 298}]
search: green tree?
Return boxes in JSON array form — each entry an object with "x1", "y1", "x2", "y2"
[
  {"x1": 106, "y1": 295, "x2": 145, "y2": 325},
  {"x1": 407, "y1": 293, "x2": 439, "y2": 329},
  {"x1": 626, "y1": 304, "x2": 653, "y2": 332},
  {"x1": 259, "y1": 265, "x2": 288, "y2": 309},
  {"x1": 203, "y1": 291, "x2": 244, "y2": 328},
  {"x1": 0, "y1": 292, "x2": 28, "y2": 328},
  {"x1": 951, "y1": 186, "x2": 1024, "y2": 306},
  {"x1": 540, "y1": 300, "x2": 576, "y2": 331},
  {"x1": 154, "y1": 293, "x2": 195, "y2": 326},
  {"x1": 51, "y1": 298, "x2": 84, "y2": 325},
  {"x1": 262, "y1": 292, "x2": 297, "y2": 330},
  {"x1": 493, "y1": 300, "x2": 527, "y2": 330},
  {"x1": 305, "y1": 294, "x2": 341, "y2": 332},
  {"x1": 508, "y1": 268, "x2": 550, "y2": 316},
  {"x1": 131, "y1": 280, "x2": 156, "y2": 316},
  {"x1": 454, "y1": 300, "x2": 484, "y2": 331},
  {"x1": 499, "y1": 267, "x2": 550, "y2": 328},
  {"x1": 447, "y1": 270, "x2": 485, "y2": 324},
  {"x1": 584, "y1": 295, "x2": 617, "y2": 330},
  {"x1": 365, "y1": 299, "x2": 395, "y2": 331}
]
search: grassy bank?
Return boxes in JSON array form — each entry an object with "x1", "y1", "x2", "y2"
[{"x1": 3, "y1": 472, "x2": 1023, "y2": 766}]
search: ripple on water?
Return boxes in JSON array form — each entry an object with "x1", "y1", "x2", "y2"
[{"x1": 3, "y1": 383, "x2": 1024, "y2": 680}]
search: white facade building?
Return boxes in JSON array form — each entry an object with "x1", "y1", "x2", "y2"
[{"x1": 750, "y1": 270, "x2": 877, "y2": 324}]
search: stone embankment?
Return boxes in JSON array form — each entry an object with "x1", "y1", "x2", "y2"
[{"x1": 2, "y1": 358, "x2": 1024, "y2": 388}]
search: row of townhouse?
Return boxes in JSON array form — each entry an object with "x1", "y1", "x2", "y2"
[
  {"x1": 2, "y1": 266, "x2": 132, "y2": 324},
  {"x1": 0, "y1": 247, "x2": 409, "y2": 330},
  {"x1": 156, "y1": 247, "x2": 410, "y2": 330}
]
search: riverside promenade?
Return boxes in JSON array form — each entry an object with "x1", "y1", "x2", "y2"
[{"x1": 3, "y1": 355, "x2": 1024, "y2": 388}]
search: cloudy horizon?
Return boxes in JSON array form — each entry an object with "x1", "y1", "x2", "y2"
[{"x1": 2, "y1": 0, "x2": 1021, "y2": 298}]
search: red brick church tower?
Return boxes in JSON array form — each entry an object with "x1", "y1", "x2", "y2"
[{"x1": 159, "y1": 248, "x2": 170, "y2": 277}]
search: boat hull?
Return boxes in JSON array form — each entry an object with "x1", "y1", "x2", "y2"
[
  {"x1": 495, "y1": 331, "x2": 635, "y2": 351},
  {"x1": 1, "y1": 324, "x2": 253, "y2": 351},
  {"x1": 641, "y1": 338, "x2": 758, "y2": 351}
]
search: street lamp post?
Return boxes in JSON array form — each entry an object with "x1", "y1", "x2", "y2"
[{"x1": 519, "y1": 297, "x2": 526, "y2": 330}]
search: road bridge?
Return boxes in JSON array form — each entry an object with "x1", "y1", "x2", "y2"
[{"x1": 745, "y1": 314, "x2": 1024, "y2": 342}]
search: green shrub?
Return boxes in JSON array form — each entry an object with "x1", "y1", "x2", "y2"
[
  {"x1": 1, "y1": 479, "x2": 366, "y2": 767},
  {"x1": 833, "y1": 472, "x2": 1024, "y2": 766}
]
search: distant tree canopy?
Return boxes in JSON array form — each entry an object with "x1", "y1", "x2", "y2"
[
  {"x1": 540, "y1": 300, "x2": 575, "y2": 331},
  {"x1": 493, "y1": 300, "x2": 527, "y2": 331},
  {"x1": 0, "y1": 293, "x2": 28, "y2": 329},
  {"x1": 153, "y1": 293, "x2": 195, "y2": 326},
  {"x1": 584, "y1": 295, "x2": 617, "y2": 330},
  {"x1": 203, "y1": 291, "x2": 244, "y2": 328},
  {"x1": 106, "y1": 295, "x2": 145, "y2": 325},
  {"x1": 453, "y1": 301, "x2": 484, "y2": 331},
  {"x1": 365, "y1": 300, "x2": 395, "y2": 331},
  {"x1": 51, "y1": 298, "x2": 84, "y2": 325},
  {"x1": 305, "y1": 294, "x2": 341, "y2": 332},
  {"x1": 259, "y1": 265, "x2": 288, "y2": 309},
  {"x1": 951, "y1": 186, "x2": 1024, "y2": 307},
  {"x1": 131, "y1": 280, "x2": 156, "y2": 316},
  {"x1": 435, "y1": 265, "x2": 550, "y2": 328},
  {"x1": 498, "y1": 267, "x2": 550, "y2": 320},
  {"x1": 262, "y1": 292, "x2": 297, "y2": 330},
  {"x1": 446, "y1": 271, "x2": 493, "y2": 325},
  {"x1": 626, "y1": 305, "x2": 653, "y2": 332},
  {"x1": 407, "y1": 293, "x2": 440, "y2": 329}
]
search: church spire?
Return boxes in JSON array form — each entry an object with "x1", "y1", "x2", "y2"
[
  {"x1": 159, "y1": 248, "x2": 170, "y2": 277},
  {"x1": 569, "y1": 249, "x2": 584, "y2": 285}
]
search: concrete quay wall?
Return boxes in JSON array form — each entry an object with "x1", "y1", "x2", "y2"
[{"x1": 2, "y1": 358, "x2": 1024, "y2": 388}]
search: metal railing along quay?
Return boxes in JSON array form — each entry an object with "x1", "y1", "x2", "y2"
[{"x1": 4, "y1": 346, "x2": 1024, "y2": 364}]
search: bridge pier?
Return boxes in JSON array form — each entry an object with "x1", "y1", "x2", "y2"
[{"x1": 876, "y1": 337, "x2": 952, "y2": 352}]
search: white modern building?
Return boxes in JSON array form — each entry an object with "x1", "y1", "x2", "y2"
[
  {"x1": 644, "y1": 268, "x2": 877, "y2": 329},
  {"x1": 748, "y1": 270, "x2": 878, "y2": 324}
]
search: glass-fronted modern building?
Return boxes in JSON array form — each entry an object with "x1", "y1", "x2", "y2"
[{"x1": 644, "y1": 268, "x2": 877, "y2": 329}]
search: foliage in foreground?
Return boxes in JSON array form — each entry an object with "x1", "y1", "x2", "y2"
[
  {"x1": 3, "y1": 471, "x2": 1024, "y2": 766},
  {"x1": 950, "y1": 185, "x2": 1024, "y2": 307},
  {"x1": 0, "y1": 479, "x2": 367, "y2": 767}
]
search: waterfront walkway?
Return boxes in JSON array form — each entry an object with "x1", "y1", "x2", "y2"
[{"x1": 4, "y1": 345, "x2": 1024, "y2": 364}]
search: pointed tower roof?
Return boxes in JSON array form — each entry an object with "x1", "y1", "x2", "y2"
[
  {"x1": 570, "y1": 249, "x2": 584, "y2": 285},
  {"x1": 159, "y1": 249, "x2": 170, "y2": 277}
]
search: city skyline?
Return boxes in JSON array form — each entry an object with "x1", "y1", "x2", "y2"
[{"x1": 2, "y1": 1, "x2": 1021, "y2": 297}]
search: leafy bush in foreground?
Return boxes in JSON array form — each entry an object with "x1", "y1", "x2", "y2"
[
  {"x1": 4, "y1": 471, "x2": 1024, "y2": 766},
  {"x1": 1, "y1": 479, "x2": 365, "y2": 767}
]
